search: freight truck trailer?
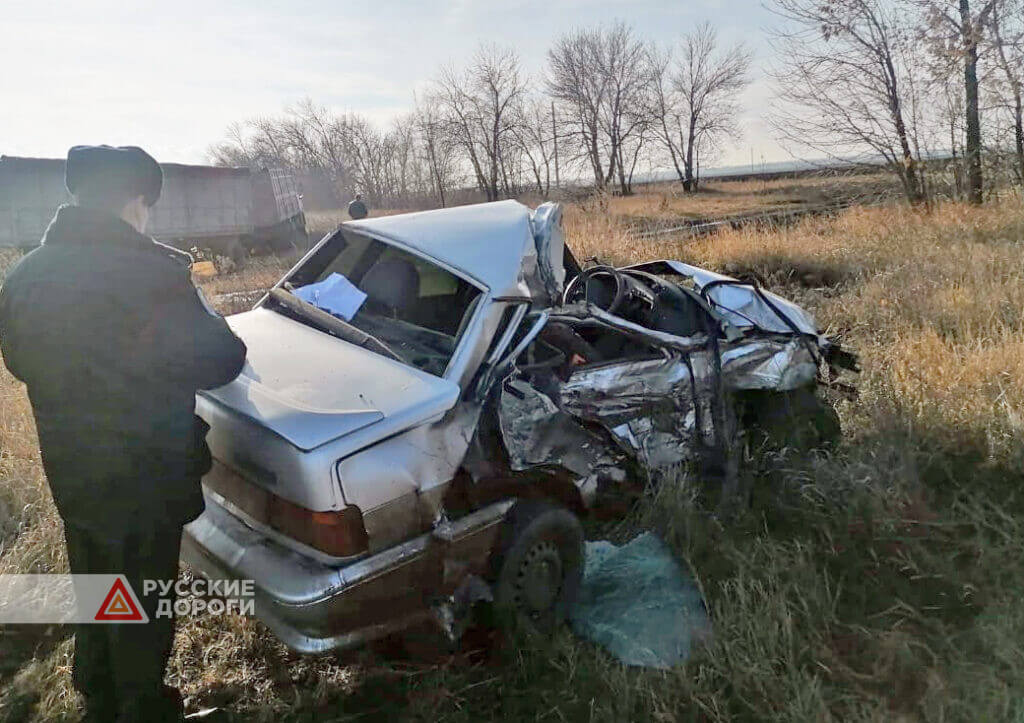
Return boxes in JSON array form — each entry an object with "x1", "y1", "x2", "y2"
[{"x1": 0, "y1": 156, "x2": 307, "y2": 265}]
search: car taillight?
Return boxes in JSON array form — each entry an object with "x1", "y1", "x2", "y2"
[
  {"x1": 268, "y1": 498, "x2": 369, "y2": 558},
  {"x1": 203, "y1": 461, "x2": 368, "y2": 558}
]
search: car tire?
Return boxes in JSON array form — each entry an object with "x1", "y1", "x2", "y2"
[{"x1": 489, "y1": 500, "x2": 584, "y2": 635}]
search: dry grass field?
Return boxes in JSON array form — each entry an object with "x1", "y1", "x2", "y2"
[
  {"x1": 304, "y1": 207, "x2": 413, "y2": 240},
  {"x1": 304, "y1": 171, "x2": 903, "y2": 241},
  {"x1": 3, "y1": 189, "x2": 1024, "y2": 721},
  {"x1": 605, "y1": 171, "x2": 902, "y2": 225}
]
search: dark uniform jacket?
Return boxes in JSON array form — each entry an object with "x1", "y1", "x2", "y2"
[
  {"x1": 0, "y1": 205, "x2": 247, "y2": 533},
  {"x1": 347, "y1": 198, "x2": 368, "y2": 220}
]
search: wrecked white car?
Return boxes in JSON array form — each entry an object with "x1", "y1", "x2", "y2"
[{"x1": 182, "y1": 200, "x2": 852, "y2": 653}]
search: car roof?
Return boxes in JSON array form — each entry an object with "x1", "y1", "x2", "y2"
[{"x1": 344, "y1": 200, "x2": 535, "y2": 298}]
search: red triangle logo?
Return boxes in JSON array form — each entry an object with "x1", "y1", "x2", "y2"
[{"x1": 94, "y1": 578, "x2": 144, "y2": 622}]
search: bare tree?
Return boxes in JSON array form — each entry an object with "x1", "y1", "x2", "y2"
[
  {"x1": 620, "y1": 111, "x2": 651, "y2": 192},
  {"x1": 208, "y1": 118, "x2": 300, "y2": 171},
  {"x1": 548, "y1": 29, "x2": 607, "y2": 189},
  {"x1": 433, "y1": 44, "x2": 525, "y2": 201},
  {"x1": 207, "y1": 100, "x2": 356, "y2": 200},
  {"x1": 412, "y1": 96, "x2": 461, "y2": 207},
  {"x1": 339, "y1": 114, "x2": 390, "y2": 203},
  {"x1": 211, "y1": 97, "x2": 467, "y2": 209},
  {"x1": 916, "y1": 0, "x2": 1000, "y2": 202},
  {"x1": 548, "y1": 22, "x2": 649, "y2": 194},
  {"x1": 600, "y1": 23, "x2": 650, "y2": 195},
  {"x1": 387, "y1": 115, "x2": 417, "y2": 202},
  {"x1": 281, "y1": 99, "x2": 356, "y2": 190},
  {"x1": 938, "y1": 73, "x2": 968, "y2": 193},
  {"x1": 986, "y1": 0, "x2": 1024, "y2": 183},
  {"x1": 647, "y1": 24, "x2": 751, "y2": 191},
  {"x1": 768, "y1": 0, "x2": 927, "y2": 204},
  {"x1": 208, "y1": 123, "x2": 258, "y2": 167},
  {"x1": 208, "y1": 22, "x2": 750, "y2": 207},
  {"x1": 513, "y1": 97, "x2": 558, "y2": 195}
]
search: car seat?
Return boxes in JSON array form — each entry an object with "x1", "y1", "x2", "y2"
[{"x1": 359, "y1": 258, "x2": 420, "y2": 317}]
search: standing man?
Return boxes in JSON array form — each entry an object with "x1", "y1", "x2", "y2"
[
  {"x1": 0, "y1": 146, "x2": 247, "y2": 722},
  {"x1": 347, "y1": 193, "x2": 368, "y2": 220}
]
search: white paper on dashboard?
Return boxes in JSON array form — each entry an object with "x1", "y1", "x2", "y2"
[{"x1": 291, "y1": 273, "x2": 367, "y2": 321}]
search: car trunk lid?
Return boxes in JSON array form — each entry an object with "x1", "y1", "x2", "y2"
[
  {"x1": 199, "y1": 307, "x2": 460, "y2": 453},
  {"x1": 196, "y1": 307, "x2": 460, "y2": 535}
]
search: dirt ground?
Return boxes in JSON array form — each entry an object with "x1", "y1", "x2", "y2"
[{"x1": 3, "y1": 188, "x2": 1024, "y2": 721}]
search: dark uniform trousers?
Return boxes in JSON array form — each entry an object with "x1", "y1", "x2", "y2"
[{"x1": 64, "y1": 519, "x2": 188, "y2": 722}]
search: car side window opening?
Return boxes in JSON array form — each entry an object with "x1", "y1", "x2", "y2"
[{"x1": 278, "y1": 230, "x2": 482, "y2": 377}]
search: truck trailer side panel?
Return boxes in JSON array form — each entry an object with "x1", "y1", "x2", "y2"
[
  {"x1": 0, "y1": 157, "x2": 69, "y2": 248},
  {"x1": 149, "y1": 164, "x2": 253, "y2": 242},
  {"x1": 0, "y1": 156, "x2": 255, "y2": 248}
]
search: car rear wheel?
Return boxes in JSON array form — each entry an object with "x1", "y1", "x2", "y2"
[{"x1": 490, "y1": 500, "x2": 584, "y2": 634}]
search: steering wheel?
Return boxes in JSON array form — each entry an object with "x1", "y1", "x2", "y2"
[{"x1": 561, "y1": 266, "x2": 626, "y2": 315}]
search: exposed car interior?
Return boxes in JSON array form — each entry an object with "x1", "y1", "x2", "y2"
[
  {"x1": 550, "y1": 265, "x2": 713, "y2": 365},
  {"x1": 279, "y1": 229, "x2": 482, "y2": 376}
]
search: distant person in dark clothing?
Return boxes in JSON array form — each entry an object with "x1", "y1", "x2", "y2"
[
  {"x1": 0, "y1": 145, "x2": 247, "y2": 722},
  {"x1": 348, "y1": 193, "x2": 368, "y2": 220}
]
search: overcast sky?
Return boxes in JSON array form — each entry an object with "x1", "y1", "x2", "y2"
[{"x1": 2, "y1": 0, "x2": 790, "y2": 168}]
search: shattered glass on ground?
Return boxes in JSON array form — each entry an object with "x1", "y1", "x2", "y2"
[{"x1": 570, "y1": 532, "x2": 712, "y2": 669}]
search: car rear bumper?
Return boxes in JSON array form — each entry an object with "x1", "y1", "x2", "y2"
[{"x1": 181, "y1": 492, "x2": 511, "y2": 654}]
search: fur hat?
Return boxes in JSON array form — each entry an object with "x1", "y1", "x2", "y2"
[{"x1": 65, "y1": 145, "x2": 163, "y2": 206}]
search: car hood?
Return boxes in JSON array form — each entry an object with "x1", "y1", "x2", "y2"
[{"x1": 198, "y1": 308, "x2": 460, "y2": 451}]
